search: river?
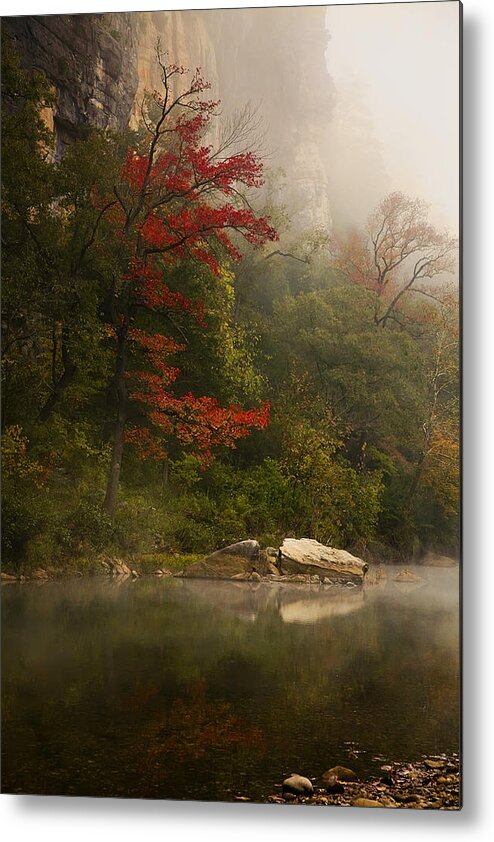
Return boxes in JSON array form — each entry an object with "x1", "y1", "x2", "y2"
[{"x1": 1, "y1": 565, "x2": 459, "y2": 801}]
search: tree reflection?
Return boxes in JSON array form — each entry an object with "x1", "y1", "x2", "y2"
[{"x1": 139, "y1": 679, "x2": 264, "y2": 770}]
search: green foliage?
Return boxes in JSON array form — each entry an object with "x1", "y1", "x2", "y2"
[
  {"x1": 2, "y1": 490, "x2": 44, "y2": 568},
  {"x1": 64, "y1": 497, "x2": 115, "y2": 554},
  {"x1": 1, "y1": 426, "x2": 46, "y2": 566},
  {"x1": 158, "y1": 260, "x2": 265, "y2": 406},
  {"x1": 112, "y1": 492, "x2": 175, "y2": 555},
  {"x1": 0, "y1": 40, "x2": 459, "y2": 568},
  {"x1": 277, "y1": 416, "x2": 383, "y2": 547}
]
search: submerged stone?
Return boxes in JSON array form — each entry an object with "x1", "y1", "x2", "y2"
[
  {"x1": 323, "y1": 774, "x2": 344, "y2": 794},
  {"x1": 352, "y1": 797, "x2": 382, "y2": 808},
  {"x1": 323, "y1": 765, "x2": 358, "y2": 782}
]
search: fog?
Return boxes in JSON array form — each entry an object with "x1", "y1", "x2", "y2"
[{"x1": 325, "y1": 1, "x2": 460, "y2": 234}]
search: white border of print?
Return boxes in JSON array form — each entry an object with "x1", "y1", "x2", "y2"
[{"x1": 1, "y1": 2, "x2": 493, "y2": 841}]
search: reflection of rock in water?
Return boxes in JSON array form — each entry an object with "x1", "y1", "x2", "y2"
[
  {"x1": 173, "y1": 579, "x2": 365, "y2": 625},
  {"x1": 393, "y1": 580, "x2": 426, "y2": 594},
  {"x1": 278, "y1": 589, "x2": 364, "y2": 624},
  {"x1": 173, "y1": 579, "x2": 279, "y2": 623}
]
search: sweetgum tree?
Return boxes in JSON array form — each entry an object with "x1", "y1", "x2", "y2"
[{"x1": 95, "y1": 51, "x2": 277, "y2": 515}]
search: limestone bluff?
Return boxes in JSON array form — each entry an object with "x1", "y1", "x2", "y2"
[{"x1": 3, "y1": 7, "x2": 334, "y2": 232}]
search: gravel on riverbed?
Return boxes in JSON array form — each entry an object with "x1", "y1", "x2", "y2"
[{"x1": 262, "y1": 756, "x2": 460, "y2": 810}]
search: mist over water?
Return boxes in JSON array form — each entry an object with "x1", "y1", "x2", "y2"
[
  {"x1": 2, "y1": 568, "x2": 459, "y2": 800},
  {"x1": 0, "y1": 6, "x2": 461, "y2": 805}
]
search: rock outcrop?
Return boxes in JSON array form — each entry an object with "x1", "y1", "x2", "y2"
[
  {"x1": 178, "y1": 537, "x2": 368, "y2": 583},
  {"x1": 101, "y1": 557, "x2": 132, "y2": 578},
  {"x1": 3, "y1": 14, "x2": 140, "y2": 155},
  {"x1": 205, "y1": 5, "x2": 334, "y2": 231},
  {"x1": 4, "y1": 7, "x2": 334, "y2": 229},
  {"x1": 278, "y1": 538, "x2": 368, "y2": 583},
  {"x1": 182, "y1": 540, "x2": 261, "y2": 580}
]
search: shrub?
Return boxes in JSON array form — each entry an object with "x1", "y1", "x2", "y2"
[
  {"x1": 64, "y1": 496, "x2": 115, "y2": 553},
  {"x1": 1, "y1": 489, "x2": 44, "y2": 568}
]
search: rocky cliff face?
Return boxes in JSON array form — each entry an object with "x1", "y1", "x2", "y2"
[
  {"x1": 3, "y1": 8, "x2": 334, "y2": 230},
  {"x1": 3, "y1": 13, "x2": 139, "y2": 155},
  {"x1": 205, "y1": 7, "x2": 334, "y2": 231},
  {"x1": 129, "y1": 10, "x2": 219, "y2": 127}
]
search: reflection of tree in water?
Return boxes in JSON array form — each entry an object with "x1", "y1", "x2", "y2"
[
  {"x1": 207, "y1": 654, "x2": 269, "y2": 702},
  {"x1": 138, "y1": 679, "x2": 264, "y2": 773},
  {"x1": 2, "y1": 575, "x2": 458, "y2": 798}
]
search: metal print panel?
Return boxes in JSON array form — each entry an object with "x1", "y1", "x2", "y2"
[{"x1": 1, "y1": 2, "x2": 461, "y2": 809}]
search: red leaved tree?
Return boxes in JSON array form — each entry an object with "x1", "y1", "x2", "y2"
[{"x1": 97, "y1": 50, "x2": 277, "y2": 516}]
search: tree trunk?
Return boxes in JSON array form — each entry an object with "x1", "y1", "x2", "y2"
[
  {"x1": 162, "y1": 458, "x2": 170, "y2": 487},
  {"x1": 38, "y1": 328, "x2": 77, "y2": 423},
  {"x1": 1, "y1": 368, "x2": 10, "y2": 430},
  {"x1": 405, "y1": 459, "x2": 426, "y2": 508},
  {"x1": 103, "y1": 327, "x2": 128, "y2": 518}
]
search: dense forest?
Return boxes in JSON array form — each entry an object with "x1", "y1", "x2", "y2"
[{"x1": 1, "y1": 36, "x2": 459, "y2": 573}]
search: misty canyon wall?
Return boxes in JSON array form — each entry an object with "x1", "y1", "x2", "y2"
[{"x1": 3, "y1": 8, "x2": 334, "y2": 230}]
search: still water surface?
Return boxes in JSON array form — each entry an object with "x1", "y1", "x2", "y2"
[{"x1": 2, "y1": 566, "x2": 459, "y2": 801}]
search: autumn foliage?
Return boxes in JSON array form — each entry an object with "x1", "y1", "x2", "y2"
[
  {"x1": 1, "y1": 37, "x2": 459, "y2": 563},
  {"x1": 96, "y1": 55, "x2": 277, "y2": 511},
  {"x1": 330, "y1": 192, "x2": 457, "y2": 327},
  {"x1": 124, "y1": 319, "x2": 270, "y2": 467}
]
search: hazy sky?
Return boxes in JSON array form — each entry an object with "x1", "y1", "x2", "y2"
[{"x1": 325, "y1": 1, "x2": 460, "y2": 233}]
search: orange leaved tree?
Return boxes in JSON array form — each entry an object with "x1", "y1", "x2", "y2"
[{"x1": 331, "y1": 192, "x2": 457, "y2": 328}]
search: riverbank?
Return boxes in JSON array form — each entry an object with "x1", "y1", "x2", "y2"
[
  {"x1": 262, "y1": 756, "x2": 460, "y2": 809},
  {"x1": 1, "y1": 545, "x2": 458, "y2": 584},
  {"x1": 0, "y1": 552, "x2": 201, "y2": 582}
]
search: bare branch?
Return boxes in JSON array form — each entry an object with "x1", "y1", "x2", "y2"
[{"x1": 265, "y1": 249, "x2": 309, "y2": 265}]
